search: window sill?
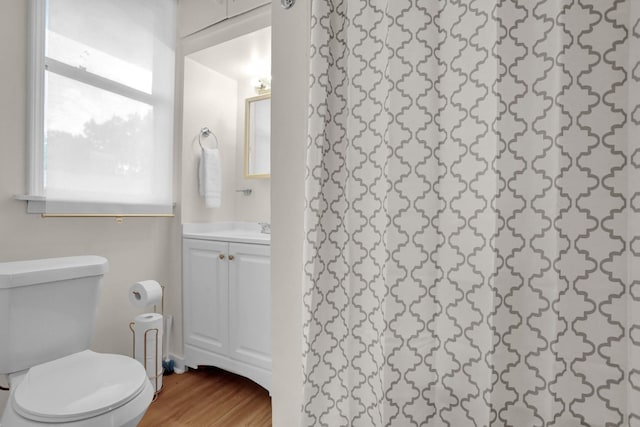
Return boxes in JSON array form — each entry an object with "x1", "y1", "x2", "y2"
[
  {"x1": 15, "y1": 195, "x2": 175, "y2": 217},
  {"x1": 15, "y1": 194, "x2": 46, "y2": 214}
]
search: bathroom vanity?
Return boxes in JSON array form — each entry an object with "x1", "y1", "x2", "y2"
[{"x1": 182, "y1": 222, "x2": 271, "y2": 391}]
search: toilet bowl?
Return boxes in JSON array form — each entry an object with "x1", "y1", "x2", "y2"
[
  {"x1": 1, "y1": 351, "x2": 153, "y2": 426},
  {"x1": 0, "y1": 256, "x2": 154, "y2": 426}
]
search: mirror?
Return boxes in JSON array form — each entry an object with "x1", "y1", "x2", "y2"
[{"x1": 245, "y1": 94, "x2": 271, "y2": 178}]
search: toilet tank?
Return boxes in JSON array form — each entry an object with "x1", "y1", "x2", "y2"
[{"x1": 0, "y1": 256, "x2": 108, "y2": 375}]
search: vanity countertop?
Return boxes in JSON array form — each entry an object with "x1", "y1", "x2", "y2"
[{"x1": 182, "y1": 222, "x2": 270, "y2": 245}]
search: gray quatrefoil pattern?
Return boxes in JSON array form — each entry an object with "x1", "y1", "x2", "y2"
[{"x1": 302, "y1": 0, "x2": 640, "y2": 426}]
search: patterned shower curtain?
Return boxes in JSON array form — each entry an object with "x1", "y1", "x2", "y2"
[{"x1": 303, "y1": 0, "x2": 640, "y2": 426}]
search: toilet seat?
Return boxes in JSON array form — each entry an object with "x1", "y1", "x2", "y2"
[{"x1": 12, "y1": 350, "x2": 148, "y2": 423}]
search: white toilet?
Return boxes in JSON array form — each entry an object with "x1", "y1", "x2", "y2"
[{"x1": 0, "y1": 256, "x2": 154, "y2": 426}]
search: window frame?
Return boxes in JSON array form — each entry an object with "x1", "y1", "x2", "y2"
[{"x1": 22, "y1": 0, "x2": 175, "y2": 217}]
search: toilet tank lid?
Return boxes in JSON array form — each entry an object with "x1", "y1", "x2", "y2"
[{"x1": 0, "y1": 256, "x2": 109, "y2": 289}]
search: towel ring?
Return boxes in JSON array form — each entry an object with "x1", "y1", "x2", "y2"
[{"x1": 198, "y1": 127, "x2": 219, "y2": 150}]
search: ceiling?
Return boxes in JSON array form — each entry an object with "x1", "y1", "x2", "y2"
[{"x1": 188, "y1": 26, "x2": 271, "y2": 82}]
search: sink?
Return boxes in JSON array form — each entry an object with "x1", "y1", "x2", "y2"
[{"x1": 182, "y1": 222, "x2": 270, "y2": 245}]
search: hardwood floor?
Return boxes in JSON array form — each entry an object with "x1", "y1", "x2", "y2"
[{"x1": 139, "y1": 367, "x2": 272, "y2": 427}]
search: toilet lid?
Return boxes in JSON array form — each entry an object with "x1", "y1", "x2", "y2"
[{"x1": 13, "y1": 350, "x2": 149, "y2": 423}]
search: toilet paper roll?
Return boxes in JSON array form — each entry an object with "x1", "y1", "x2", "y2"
[
  {"x1": 133, "y1": 313, "x2": 163, "y2": 392},
  {"x1": 129, "y1": 280, "x2": 163, "y2": 308}
]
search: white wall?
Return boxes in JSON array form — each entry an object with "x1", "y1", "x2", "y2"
[
  {"x1": 0, "y1": 0, "x2": 181, "y2": 414},
  {"x1": 271, "y1": 0, "x2": 309, "y2": 425},
  {"x1": 182, "y1": 57, "x2": 239, "y2": 223},
  {"x1": 180, "y1": 19, "x2": 271, "y2": 226}
]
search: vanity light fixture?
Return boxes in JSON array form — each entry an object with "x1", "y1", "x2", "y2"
[{"x1": 255, "y1": 78, "x2": 271, "y2": 95}]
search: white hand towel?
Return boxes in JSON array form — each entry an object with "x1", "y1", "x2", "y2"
[{"x1": 199, "y1": 148, "x2": 221, "y2": 208}]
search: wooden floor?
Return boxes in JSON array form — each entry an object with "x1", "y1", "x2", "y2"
[{"x1": 138, "y1": 366, "x2": 272, "y2": 427}]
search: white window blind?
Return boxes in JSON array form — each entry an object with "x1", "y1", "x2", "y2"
[{"x1": 27, "y1": 0, "x2": 176, "y2": 215}]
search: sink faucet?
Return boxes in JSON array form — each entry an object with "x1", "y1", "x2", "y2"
[{"x1": 259, "y1": 222, "x2": 271, "y2": 234}]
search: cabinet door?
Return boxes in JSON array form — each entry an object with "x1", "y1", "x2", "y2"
[
  {"x1": 227, "y1": 0, "x2": 269, "y2": 18},
  {"x1": 183, "y1": 239, "x2": 229, "y2": 355},
  {"x1": 178, "y1": 0, "x2": 226, "y2": 38},
  {"x1": 228, "y1": 242, "x2": 271, "y2": 369}
]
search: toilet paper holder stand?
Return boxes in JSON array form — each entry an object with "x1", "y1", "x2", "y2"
[{"x1": 128, "y1": 285, "x2": 164, "y2": 399}]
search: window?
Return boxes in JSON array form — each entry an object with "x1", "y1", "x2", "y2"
[{"x1": 25, "y1": 0, "x2": 176, "y2": 215}]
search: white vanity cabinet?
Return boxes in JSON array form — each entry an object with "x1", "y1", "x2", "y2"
[
  {"x1": 227, "y1": 243, "x2": 271, "y2": 371},
  {"x1": 183, "y1": 239, "x2": 229, "y2": 356},
  {"x1": 183, "y1": 230, "x2": 271, "y2": 391}
]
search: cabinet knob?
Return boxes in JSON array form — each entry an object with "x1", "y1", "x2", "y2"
[
  {"x1": 219, "y1": 254, "x2": 225, "y2": 260},
  {"x1": 228, "y1": 255, "x2": 235, "y2": 261}
]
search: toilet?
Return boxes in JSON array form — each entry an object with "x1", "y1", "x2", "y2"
[{"x1": 0, "y1": 256, "x2": 154, "y2": 426}]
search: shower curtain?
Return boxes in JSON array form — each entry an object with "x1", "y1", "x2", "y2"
[{"x1": 303, "y1": 0, "x2": 640, "y2": 426}]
